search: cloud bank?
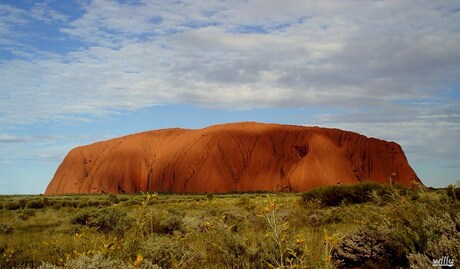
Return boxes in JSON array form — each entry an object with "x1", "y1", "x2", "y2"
[{"x1": 1, "y1": 0, "x2": 459, "y2": 165}]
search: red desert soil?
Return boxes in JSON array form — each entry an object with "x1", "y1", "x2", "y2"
[{"x1": 45, "y1": 122, "x2": 421, "y2": 194}]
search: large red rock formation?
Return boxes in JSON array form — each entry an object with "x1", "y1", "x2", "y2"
[{"x1": 45, "y1": 122, "x2": 421, "y2": 194}]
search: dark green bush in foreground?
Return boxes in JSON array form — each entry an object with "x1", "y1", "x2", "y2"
[
  {"x1": 407, "y1": 212, "x2": 460, "y2": 268},
  {"x1": 334, "y1": 211, "x2": 460, "y2": 269},
  {"x1": 331, "y1": 185, "x2": 460, "y2": 268},
  {"x1": 331, "y1": 226, "x2": 406, "y2": 269}
]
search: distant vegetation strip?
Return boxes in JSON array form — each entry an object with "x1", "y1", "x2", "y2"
[{"x1": 0, "y1": 183, "x2": 459, "y2": 268}]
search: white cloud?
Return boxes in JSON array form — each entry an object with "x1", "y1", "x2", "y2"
[
  {"x1": 0, "y1": 4, "x2": 28, "y2": 47},
  {"x1": 0, "y1": 133, "x2": 115, "y2": 164},
  {"x1": 0, "y1": 0, "x2": 459, "y2": 174},
  {"x1": 311, "y1": 101, "x2": 460, "y2": 162},
  {"x1": 29, "y1": 3, "x2": 68, "y2": 24}
]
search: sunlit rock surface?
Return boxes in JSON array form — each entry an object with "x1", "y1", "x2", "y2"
[{"x1": 45, "y1": 122, "x2": 421, "y2": 194}]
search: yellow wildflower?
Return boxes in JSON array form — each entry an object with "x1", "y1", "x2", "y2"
[
  {"x1": 295, "y1": 234, "x2": 305, "y2": 244},
  {"x1": 134, "y1": 253, "x2": 144, "y2": 267}
]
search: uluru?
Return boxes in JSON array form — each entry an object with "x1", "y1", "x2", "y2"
[{"x1": 45, "y1": 122, "x2": 421, "y2": 195}]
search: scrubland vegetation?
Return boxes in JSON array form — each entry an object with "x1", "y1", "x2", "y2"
[{"x1": 1, "y1": 183, "x2": 459, "y2": 268}]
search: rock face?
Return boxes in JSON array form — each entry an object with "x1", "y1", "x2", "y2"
[{"x1": 45, "y1": 122, "x2": 421, "y2": 194}]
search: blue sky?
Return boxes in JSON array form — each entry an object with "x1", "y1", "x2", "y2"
[{"x1": 1, "y1": 0, "x2": 459, "y2": 194}]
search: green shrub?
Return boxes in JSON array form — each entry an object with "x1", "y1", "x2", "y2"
[
  {"x1": 158, "y1": 215, "x2": 183, "y2": 234},
  {"x1": 306, "y1": 207, "x2": 349, "y2": 226},
  {"x1": 446, "y1": 184, "x2": 460, "y2": 200},
  {"x1": 109, "y1": 194, "x2": 119, "y2": 204},
  {"x1": 256, "y1": 196, "x2": 309, "y2": 268},
  {"x1": 66, "y1": 254, "x2": 126, "y2": 269},
  {"x1": 86, "y1": 199, "x2": 99, "y2": 207},
  {"x1": 18, "y1": 209, "x2": 36, "y2": 220},
  {"x1": 207, "y1": 229, "x2": 256, "y2": 268},
  {"x1": 407, "y1": 212, "x2": 460, "y2": 268},
  {"x1": 0, "y1": 223, "x2": 13, "y2": 234},
  {"x1": 119, "y1": 197, "x2": 129, "y2": 202},
  {"x1": 122, "y1": 199, "x2": 142, "y2": 206},
  {"x1": 18, "y1": 198, "x2": 28, "y2": 209},
  {"x1": 301, "y1": 183, "x2": 387, "y2": 207},
  {"x1": 51, "y1": 200, "x2": 64, "y2": 209},
  {"x1": 407, "y1": 253, "x2": 432, "y2": 269},
  {"x1": 34, "y1": 255, "x2": 161, "y2": 269},
  {"x1": 142, "y1": 213, "x2": 183, "y2": 235},
  {"x1": 77, "y1": 201, "x2": 89, "y2": 208},
  {"x1": 58, "y1": 200, "x2": 78, "y2": 208},
  {"x1": 72, "y1": 211, "x2": 92, "y2": 225},
  {"x1": 381, "y1": 193, "x2": 438, "y2": 256},
  {"x1": 35, "y1": 254, "x2": 127, "y2": 269},
  {"x1": 140, "y1": 235, "x2": 191, "y2": 268},
  {"x1": 356, "y1": 185, "x2": 460, "y2": 268},
  {"x1": 5, "y1": 201, "x2": 21, "y2": 210},
  {"x1": 81, "y1": 199, "x2": 111, "y2": 208},
  {"x1": 26, "y1": 199, "x2": 45, "y2": 209},
  {"x1": 331, "y1": 226, "x2": 406, "y2": 268},
  {"x1": 236, "y1": 196, "x2": 256, "y2": 211},
  {"x1": 72, "y1": 208, "x2": 132, "y2": 236}
]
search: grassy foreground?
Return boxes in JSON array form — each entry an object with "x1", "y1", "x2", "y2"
[{"x1": 0, "y1": 183, "x2": 459, "y2": 269}]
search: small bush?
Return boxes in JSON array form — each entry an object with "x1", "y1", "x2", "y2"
[
  {"x1": 65, "y1": 254, "x2": 126, "y2": 269},
  {"x1": 26, "y1": 199, "x2": 45, "y2": 209},
  {"x1": 306, "y1": 207, "x2": 348, "y2": 226},
  {"x1": 18, "y1": 209, "x2": 36, "y2": 220},
  {"x1": 301, "y1": 183, "x2": 387, "y2": 207},
  {"x1": 5, "y1": 201, "x2": 21, "y2": 210},
  {"x1": 51, "y1": 200, "x2": 64, "y2": 209},
  {"x1": 207, "y1": 230, "x2": 255, "y2": 268},
  {"x1": 77, "y1": 201, "x2": 89, "y2": 208},
  {"x1": 82, "y1": 199, "x2": 111, "y2": 208},
  {"x1": 71, "y1": 211, "x2": 92, "y2": 225},
  {"x1": 72, "y1": 208, "x2": 132, "y2": 236},
  {"x1": 58, "y1": 200, "x2": 78, "y2": 208},
  {"x1": 36, "y1": 255, "x2": 161, "y2": 269},
  {"x1": 407, "y1": 212, "x2": 460, "y2": 268},
  {"x1": 143, "y1": 213, "x2": 184, "y2": 235},
  {"x1": 446, "y1": 185, "x2": 460, "y2": 200},
  {"x1": 407, "y1": 253, "x2": 432, "y2": 269},
  {"x1": 122, "y1": 199, "x2": 142, "y2": 206},
  {"x1": 141, "y1": 235, "x2": 191, "y2": 268},
  {"x1": 354, "y1": 185, "x2": 460, "y2": 268},
  {"x1": 236, "y1": 196, "x2": 256, "y2": 211},
  {"x1": 109, "y1": 193, "x2": 119, "y2": 204},
  {"x1": 18, "y1": 199, "x2": 28, "y2": 209},
  {"x1": 0, "y1": 223, "x2": 14, "y2": 234},
  {"x1": 331, "y1": 226, "x2": 406, "y2": 268},
  {"x1": 158, "y1": 215, "x2": 183, "y2": 234}
]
